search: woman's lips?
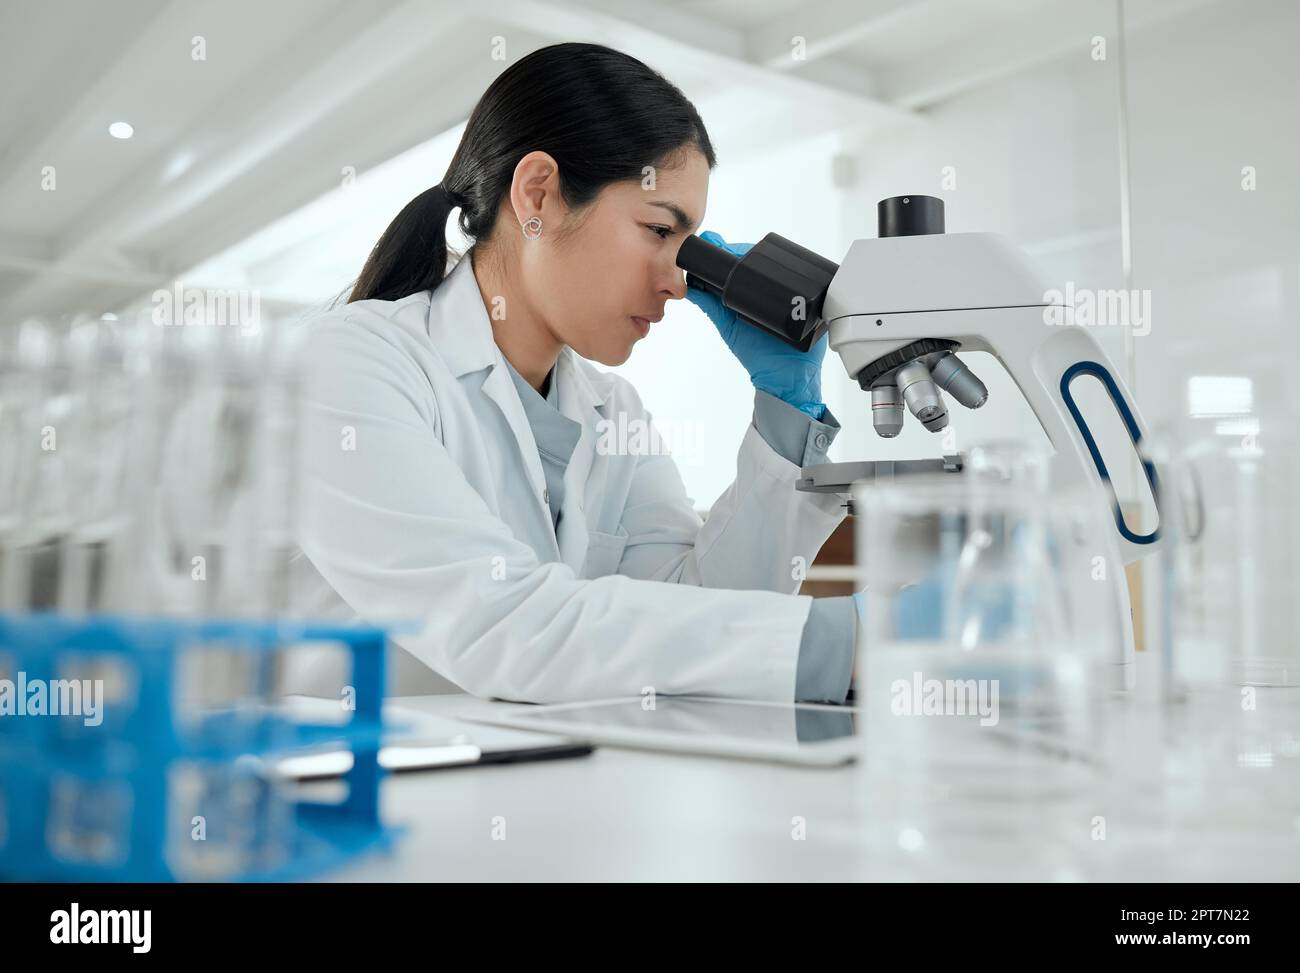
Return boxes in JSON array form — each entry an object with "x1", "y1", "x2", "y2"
[{"x1": 630, "y1": 316, "x2": 652, "y2": 336}]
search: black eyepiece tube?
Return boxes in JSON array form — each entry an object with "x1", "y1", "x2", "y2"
[
  {"x1": 676, "y1": 232, "x2": 839, "y2": 352},
  {"x1": 676, "y1": 234, "x2": 738, "y2": 296},
  {"x1": 877, "y1": 195, "x2": 945, "y2": 237}
]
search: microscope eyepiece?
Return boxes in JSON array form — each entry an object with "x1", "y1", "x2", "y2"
[
  {"x1": 877, "y1": 195, "x2": 946, "y2": 237},
  {"x1": 676, "y1": 232, "x2": 839, "y2": 354},
  {"x1": 675, "y1": 234, "x2": 738, "y2": 298}
]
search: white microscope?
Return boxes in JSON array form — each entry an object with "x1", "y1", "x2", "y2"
[{"x1": 677, "y1": 196, "x2": 1161, "y2": 690}]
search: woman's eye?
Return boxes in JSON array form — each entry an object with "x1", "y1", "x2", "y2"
[{"x1": 646, "y1": 224, "x2": 672, "y2": 239}]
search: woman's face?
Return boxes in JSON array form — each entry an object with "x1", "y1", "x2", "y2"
[{"x1": 523, "y1": 150, "x2": 710, "y2": 366}]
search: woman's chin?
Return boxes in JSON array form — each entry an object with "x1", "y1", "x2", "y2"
[{"x1": 583, "y1": 342, "x2": 635, "y2": 367}]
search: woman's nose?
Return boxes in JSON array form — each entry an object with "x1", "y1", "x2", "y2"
[{"x1": 661, "y1": 265, "x2": 687, "y2": 300}]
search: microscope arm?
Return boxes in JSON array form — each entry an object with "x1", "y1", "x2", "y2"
[{"x1": 825, "y1": 231, "x2": 1161, "y2": 566}]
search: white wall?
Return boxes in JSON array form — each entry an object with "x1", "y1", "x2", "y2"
[{"x1": 1123, "y1": 0, "x2": 1300, "y2": 426}]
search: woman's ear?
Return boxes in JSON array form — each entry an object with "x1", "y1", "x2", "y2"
[{"x1": 510, "y1": 151, "x2": 561, "y2": 227}]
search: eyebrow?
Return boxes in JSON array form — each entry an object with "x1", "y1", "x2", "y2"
[{"x1": 647, "y1": 200, "x2": 697, "y2": 233}]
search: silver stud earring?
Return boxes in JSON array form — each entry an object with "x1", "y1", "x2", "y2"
[{"x1": 521, "y1": 216, "x2": 543, "y2": 240}]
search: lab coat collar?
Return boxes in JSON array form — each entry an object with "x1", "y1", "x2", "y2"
[
  {"x1": 429, "y1": 253, "x2": 616, "y2": 414},
  {"x1": 431, "y1": 252, "x2": 615, "y2": 571}
]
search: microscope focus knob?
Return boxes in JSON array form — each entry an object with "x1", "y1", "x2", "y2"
[{"x1": 877, "y1": 195, "x2": 945, "y2": 237}]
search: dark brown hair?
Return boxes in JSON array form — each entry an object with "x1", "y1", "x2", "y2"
[{"x1": 347, "y1": 42, "x2": 716, "y2": 304}]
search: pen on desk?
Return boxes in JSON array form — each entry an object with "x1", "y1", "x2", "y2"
[{"x1": 274, "y1": 737, "x2": 596, "y2": 781}]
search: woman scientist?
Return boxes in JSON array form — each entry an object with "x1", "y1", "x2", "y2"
[{"x1": 289, "y1": 42, "x2": 858, "y2": 704}]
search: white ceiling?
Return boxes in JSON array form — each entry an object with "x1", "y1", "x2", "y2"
[{"x1": 0, "y1": 0, "x2": 1220, "y2": 319}]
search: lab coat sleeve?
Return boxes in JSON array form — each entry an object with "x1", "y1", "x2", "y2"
[
  {"x1": 614, "y1": 387, "x2": 847, "y2": 593},
  {"x1": 755, "y1": 394, "x2": 856, "y2": 702},
  {"x1": 294, "y1": 317, "x2": 812, "y2": 704},
  {"x1": 752, "y1": 389, "x2": 842, "y2": 469}
]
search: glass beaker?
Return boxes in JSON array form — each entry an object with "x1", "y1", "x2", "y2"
[
  {"x1": 1146, "y1": 415, "x2": 1300, "y2": 832},
  {"x1": 1151, "y1": 417, "x2": 1300, "y2": 690},
  {"x1": 851, "y1": 473, "x2": 1116, "y2": 866}
]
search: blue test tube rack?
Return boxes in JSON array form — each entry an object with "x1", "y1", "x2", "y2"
[{"x1": 0, "y1": 612, "x2": 400, "y2": 882}]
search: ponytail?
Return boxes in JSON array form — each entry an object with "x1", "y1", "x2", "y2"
[{"x1": 347, "y1": 184, "x2": 465, "y2": 303}]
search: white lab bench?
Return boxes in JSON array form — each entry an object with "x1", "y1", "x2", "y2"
[{"x1": 332, "y1": 653, "x2": 1300, "y2": 882}]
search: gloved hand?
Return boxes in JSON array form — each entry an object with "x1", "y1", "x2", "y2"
[
  {"x1": 853, "y1": 585, "x2": 942, "y2": 640},
  {"x1": 853, "y1": 564, "x2": 1017, "y2": 643},
  {"x1": 685, "y1": 230, "x2": 829, "y2": 420}
]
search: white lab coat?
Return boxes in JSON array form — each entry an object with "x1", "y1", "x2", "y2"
[{"x1": 286, "y1": 253, "x2": 846, "y2": 702}]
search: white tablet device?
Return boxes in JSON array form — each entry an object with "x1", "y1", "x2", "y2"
[{"x1": 465, "y1": 696, "x2": 861, "y2": 767}]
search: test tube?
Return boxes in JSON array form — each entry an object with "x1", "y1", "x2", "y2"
[{"x1": 0, "y1": 320, "x2": 57, "y2": 612}]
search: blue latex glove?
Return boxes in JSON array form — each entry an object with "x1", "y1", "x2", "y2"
[
  {"x1": 685, "y1": 230, "x2": 829, "y2": 420},
  {"x1": 855, "y1": 584, "x2": 945, "y2": 641},
  {"x1": 853, "y1": 583, "x2": 1043, "y2": 698},
  {"x1": 855, "y1": 565, "x2": 1016, "y2": 642}
]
